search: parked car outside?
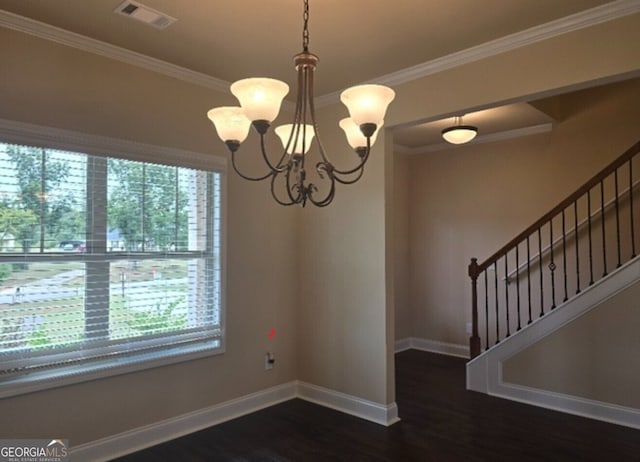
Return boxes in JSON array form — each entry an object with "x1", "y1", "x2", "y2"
[{"x1": 59, "y1": 240, "x2": 86, "y2": 252}]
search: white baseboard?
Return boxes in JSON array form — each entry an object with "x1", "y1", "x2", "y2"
[
  {"x1": 395, "y1": 337, "x2": 470, "y2": 358},
  {"x1": 71, "y1": 382, "x2": 297, "y2": 462},
  {"x1": 296, "y1": 381, "x2": 400, "y2": 427},
  {"x1": 394, "y1": 337, "x2": 413, "y2": 353},
  {"x1": 71, "y1": 381, "x2": 400, "y2": 461},
  {"x1": 494, "y1": 382, "x2": 640, "y2": 430}
]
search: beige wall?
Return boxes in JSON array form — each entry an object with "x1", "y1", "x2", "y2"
[
  {"x1": 295, "y1": 100, "x2": 393, "y2": 404},
  {"x1": 0, "y1": 27, "x2": 298, "y2": 445},
  {"x1": 393, "y1": 153, "x2": 411, "y2": 340},
  {"x1": 402, "y1": 78, "x2": 640, "y2": 347},
  {"x1": 503, "y1": 279, "x2": 640, "y2": 409}
]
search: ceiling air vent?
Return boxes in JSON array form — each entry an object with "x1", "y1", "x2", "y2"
[{"x1": 114, "y1": 1, "x2": 177, "y2": 29}]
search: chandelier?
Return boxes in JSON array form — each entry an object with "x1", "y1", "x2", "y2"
[{"x1": 207, "y1": 0, "x2": 395, "y2": 207}]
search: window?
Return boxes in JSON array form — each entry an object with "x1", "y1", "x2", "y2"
[{"x1": 0, "y1": 136, "x2": 224, "y2": 397}]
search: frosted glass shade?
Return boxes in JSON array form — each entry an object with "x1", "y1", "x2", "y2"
[
  {"x1": 275, "y1": 124, "x2": 315, "y2": 154},
  {"x1": 230, "y1": 78, "x2": 289, "y2": 123},
  {"x1": 339, "y1": 118, "x2": 382, "y2": 149},
  {"x1": 441, "y1": 126, "x2": 478, "y2": 144},
  {"x1": 207, "y1": 106, "x2": 251, "y2": 143},
  {"x1": 340, "y1": 84, "x2": 395, "y2": 126}
]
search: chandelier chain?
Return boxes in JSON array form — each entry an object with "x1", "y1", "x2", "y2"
[{"x1": 303, "y1": 0, "x2": 310, "y2": 52}]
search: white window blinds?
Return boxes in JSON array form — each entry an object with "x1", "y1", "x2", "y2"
[{"x1": 0, "y1": 142, "x2": 223, "y2": 395}]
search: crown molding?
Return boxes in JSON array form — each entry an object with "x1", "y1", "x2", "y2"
[
  {"x1": 396, "y1": 123, "x2": 553, "y2": 155},
  {"x1": 0, "y1": 9, "x2": 230, "y2": 93},
  {"x1": 316, "y1": 0, "x2": 640, "y2": 107},
  {"x1": 1, "y1": 0, "x2": 639, "y2": 101}
]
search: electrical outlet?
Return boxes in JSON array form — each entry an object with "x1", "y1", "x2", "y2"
[
  {"x1": 465, "y1": 322, "x2": 472, "y2": 335},
  {"x1": 265, "y1": 352, "x2": 275, "y2": 370}
]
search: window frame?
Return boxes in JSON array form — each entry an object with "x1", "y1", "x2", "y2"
[{"x1": 0, "y1": 118, "x2": 227, "y2": 399}]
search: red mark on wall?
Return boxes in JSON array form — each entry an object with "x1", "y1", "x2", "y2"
[{"x1": 269, "y1": 329, "x2": 276, "y2": 339}]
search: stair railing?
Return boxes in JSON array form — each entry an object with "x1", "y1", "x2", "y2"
[{"x1": 468, "y1": 139, "x2": 640, "y2": 358}]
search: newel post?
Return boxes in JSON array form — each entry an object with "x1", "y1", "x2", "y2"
[{"x1": 468, "y1": 258, "x2": 481, "y2": 359}]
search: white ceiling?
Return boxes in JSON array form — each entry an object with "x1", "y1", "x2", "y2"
[{"x1": 0, "y1": 0, "x2": 632, "y2": 149}]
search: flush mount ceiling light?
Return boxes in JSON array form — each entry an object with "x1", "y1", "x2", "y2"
[
  {"x1": 441, "y1": 116, "x2": 478, "y2": 145},
  {"x1": 207, "y1": 0, "x2": 395, "y2": 207}
]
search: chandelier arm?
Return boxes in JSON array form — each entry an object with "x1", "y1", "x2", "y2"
[
  {"x1": 259, "y1": 132, "x2": 289, "y2": 173},
  {"x1": 231, "y1": 150, "x2": 274, "y2": 182},
  {"x1": 331, "y1": 136, "x2": 374, "y2": 175},
  {"x1": 305, "y1": 163, "x2": 336, "y2": 207},
  {"x1": 309, "y1": 195, "x2": 333, "y2": 207},
  {"x1": 280, "y1": 65, "x2": 308, "y2": 160},
  {"x1": 330, "y1": 149, "x2": 371, "y2": 175},
  {"x1": 299, "y1": 66, "x2": 310, "y2": 170},
  {"x1": 306, "y1": 68, "x2": 375, "y2": 177},
  {"x1": 308, "y1": 178, "x2": 335, "y2": 207},
  {"x1": 306, "y1": 68, "x2": 334, "y2": 168},
  {"x1": 284, "y1": 163, "x2": 304, "y2": 204},
  {"x1": 333, "y1": 165, "x2": 366, "y2": 185},
  {"x1": 270, "y1": 170, "x2": 298, "y2": 206}
]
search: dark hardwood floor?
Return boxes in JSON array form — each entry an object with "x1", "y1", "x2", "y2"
[{"x1": 115, "y1": 350, "x2": 640, "y2": 461}]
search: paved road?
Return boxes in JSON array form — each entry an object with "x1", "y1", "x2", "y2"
[{"x1": 1, "y1": 276, "x2": 188, "y2": 312}]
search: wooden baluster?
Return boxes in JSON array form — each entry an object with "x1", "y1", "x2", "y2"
[
  {"x1": 527, "y1": 236, "x2": 532, "y2": 324},
  {"x1": 484, "y1": 270, "x2": 489, "y2": 351},
  {"x1": 516, "y1": 244, "x2": 521, "y2": 331},
  {"x1": 588, "y1": 190, "x2": 594, "y2": 285},
  {"x1": 575, "y1": 200, "x2": 581, "y2": 294},
  {"x1": 631, "y1": 159, "x2": 637, "y2": 258},
  {"x1": 468, "y1": 258, "x2": 481, "y2": 358},
  {"x1": 601, "y1": 180, "x2": 608, "y2": 277},
  {"x1": 562, "y1": 209, "x2": 568, "y2": 302},
  {"x1": 615, "y1": 168, "x2": 621, "y2": 268},
  {"x1": 538, "y1": 228, "x2": 544, "y2": 317},
  {"x1": 504, "y1": 255, "x2": 510, "y2": 337},
  {"x1": 494, "y1": 261, "x2": 500, "y2": 344},
  {"x1": 549, "y1": 219, "x2": 557, "y2": 310}
]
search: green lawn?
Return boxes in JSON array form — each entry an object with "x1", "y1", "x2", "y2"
[
  {"x1": 2, "y1": 289, "x2": 188, "y2": 350},
  {"x1": 1, "y1": 259, "x2": 188, "y2": 288},
  {"x1": 1, "y1": 258, "x2": 191, "y2": 350},
  {"x1": 2, "y1": 262, "x2": 83, "y2": 288}
]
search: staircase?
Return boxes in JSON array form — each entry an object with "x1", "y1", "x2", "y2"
[{"x1": 465, "y1": 139, "x2": 640, "y2": 429}]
